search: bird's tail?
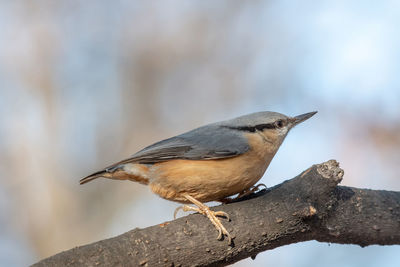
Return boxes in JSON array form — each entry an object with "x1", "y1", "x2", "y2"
[
  {"x1": 80, "y1": 163, "x2": 150, "y2": 185},
  {"x1": 79, "y1": 169, "x2": 113, "y2": 185}
]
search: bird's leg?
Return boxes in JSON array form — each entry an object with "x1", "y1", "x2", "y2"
[{"x1": 174, "y1": 194, "x2": 232, "y2": 243}]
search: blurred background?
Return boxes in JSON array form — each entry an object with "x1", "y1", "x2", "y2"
[{"x1": 0, "y1": 0, "x2": 399, "y2": 266}]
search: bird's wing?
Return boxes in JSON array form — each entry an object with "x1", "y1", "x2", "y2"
[{"x1": 109, "y1": 124, "x2": 250, "y2": 167}]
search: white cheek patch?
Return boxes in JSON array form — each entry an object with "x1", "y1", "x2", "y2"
[{"x1": 277, "y1": 126, "x2": 289, "y2": 136}]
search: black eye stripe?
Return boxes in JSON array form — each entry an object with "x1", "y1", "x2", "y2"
[
  {"x1": 223, "y1": 123, "x2": 277, "y2": 132},
  {"x1": 255, "y1": 123, "x2": 276, "y2": 130}
]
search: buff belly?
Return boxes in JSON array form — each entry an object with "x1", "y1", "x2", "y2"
[{"x1": 148, "y1": 151, "x2": 271, "y2": 203}]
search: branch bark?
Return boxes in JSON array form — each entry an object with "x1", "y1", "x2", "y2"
[{"x1": 32, "y1": 160, "x2": 400, "y2": 267}]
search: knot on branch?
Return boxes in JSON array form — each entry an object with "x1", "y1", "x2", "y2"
[
  {"x1": 317, "y1": 160, "x2": 344, "y2": 185},
  {"x1": 291, "y1": 205, "x2": 318, "y2": 220}
]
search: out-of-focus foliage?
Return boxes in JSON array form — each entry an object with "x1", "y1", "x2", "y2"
[{"x1": 0, "y1": 1, "x2": 399, "y2": 266}]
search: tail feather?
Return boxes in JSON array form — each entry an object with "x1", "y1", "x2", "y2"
[
  {"x1": 80, "y1": 170, "x2": 111, "y2": 185},
  {"x1": 80, "y1": 164, "x2": 149, "y2": 185}
]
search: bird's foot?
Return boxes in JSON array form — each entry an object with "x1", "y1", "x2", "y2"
[
  {"x1": 219, "y1": 183, "x2": 268, "y2": 204},
  {"x1": 174, "y1": 194, "x2": 233, "y2": 243},
  {"x1": 236, "y1": 183, "x2": 267, "y2": 199}
]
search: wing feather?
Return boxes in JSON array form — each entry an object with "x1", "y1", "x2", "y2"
[{"x1": 108, "y1": 124, "x2": 250, "y2": 167}]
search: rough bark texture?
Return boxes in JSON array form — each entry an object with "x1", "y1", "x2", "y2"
[{"x1": 32, "y1": 160, "x2": 400, "y2": 267}]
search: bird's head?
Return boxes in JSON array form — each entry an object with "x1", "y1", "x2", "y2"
[{"x1": 222, "y1": 111, "x2": 317, "y2": 149}]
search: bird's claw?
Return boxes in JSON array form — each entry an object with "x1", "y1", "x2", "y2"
[
  {"x1": 237, "y1": 183, "x2": 267, "y2": 199},
  {"x1": 174, "y1": 206, "x2": 183, "y2": 219},
  {"x1": 253, "y1": 183, "x2": 267, "y2": 192},
  {"x1": 175, "y1": 195, "x2": 233, "y2": 244},
  {"x1": 213, "y1": 210, "x2": 230, "y2": 221}
]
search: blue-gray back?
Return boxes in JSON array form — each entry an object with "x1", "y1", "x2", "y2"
[
  {"x1": 109, "y1": 111, "x2": 287, "y2": 166},
  {"x1": 122, "y1": 123, "x2": 249, "y2": 164}
]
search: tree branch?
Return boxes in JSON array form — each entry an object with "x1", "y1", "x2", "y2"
[{"x1": 32, "y1": 160, "x2": 400, "y2": 267}]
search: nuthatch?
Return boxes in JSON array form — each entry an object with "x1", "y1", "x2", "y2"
[{"x1": 80, "y1": 111, "x2": 317, "y2": 243}]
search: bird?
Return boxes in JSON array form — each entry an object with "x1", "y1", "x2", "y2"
[{"x1": 80, "y1": 111, "x2": 317, "y2": 243}]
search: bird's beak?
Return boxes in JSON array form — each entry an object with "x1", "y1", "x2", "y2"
[{"x1": 292, "y1": 111, "x2": 317, "y2": 126}]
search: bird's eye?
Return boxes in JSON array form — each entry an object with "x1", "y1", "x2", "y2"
[{"x1": 275, "y1": 120, "x2": 284, "y2": 128}]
